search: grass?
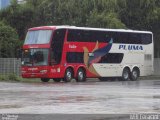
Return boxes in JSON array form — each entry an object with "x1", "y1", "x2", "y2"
[{"x1": 0, "y1": 74, "x2": 40, "y2": 83}]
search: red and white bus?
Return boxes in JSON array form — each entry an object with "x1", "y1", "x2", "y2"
[{"x1": 21, "y1": 26, "x2": 153, "y2": 82}]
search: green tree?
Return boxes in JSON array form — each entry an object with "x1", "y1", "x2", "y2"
[
  {"x1": 36, "y1": 0, "x2": 126, "y2": 28},
  {"x1": 87, "y1": 11, "x2": 126, "y2": 28},
  {"x1": 118, "y1": 0, "x2": 160, "y2": 57},
  {"x1": 0, "y1": 21, "x2": 20, "y2": 58},
  {"x1": 0, "y1": 0, "x2": 160, "y2": 57},
  {"x1": 0, "y1": 0, "x2": 34, "y2": 40}
]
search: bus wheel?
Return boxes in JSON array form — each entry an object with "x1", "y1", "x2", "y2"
[
  {"x1": 63, "y1": 68, "x2": 73, "y2": 82},
  {"x1": 131, "y1": 68, "x2": 139, "y2": 81},
  {"x1": 76, "y1": 68, "x2": 86, "y2": 82},
  {"x1": 53, "y1": 78, "x2": 61, "y2": 82},
  {"x1": 121, "y1": 68, "x2": 130, "y2": 81},
  {"x1": 41, "y1": 78, "x2": 50, "y2": 82}
]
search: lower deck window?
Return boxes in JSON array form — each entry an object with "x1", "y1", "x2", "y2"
[
  {"x1": 67, "y1": 52, "x2": 84, "y2": 63},
  {"x1": 99, "y1": 53, "x2": 124, "y2": 64}
]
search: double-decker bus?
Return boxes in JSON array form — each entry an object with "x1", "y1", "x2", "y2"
[{"x1": 21, "y1": 26, "x2": 153, "y2": 82}]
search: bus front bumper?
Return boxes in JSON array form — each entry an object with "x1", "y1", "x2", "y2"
[
  {"x1": 21, "y1": 67, "x2": 49, "y2": 78},
  {"x1": 21, "y1": 71, "x2": 49, "y2": 78}
]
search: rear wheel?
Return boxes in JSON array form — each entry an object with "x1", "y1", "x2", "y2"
[
  {"x1": 53, "y1": 78, "x2": 61, "y2": 82},
  {"x1": 131, "y1": 68, "x2": 139, "y2": 81},
  {"x1": 41, "y1": 78, "x2": 50, "y2": 82},
  {"x1": 63, "y1": 68, "x2": 73, "y2": 82},
  {"x1": 76, "y1": 68, "x2": 86, "y2": 82},
  {"x1": 121, "y1": 68, "x2": 130, "y2": 81}
]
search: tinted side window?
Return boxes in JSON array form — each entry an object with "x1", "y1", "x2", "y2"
[
  {"x1": 141, "y1": 34, "x2": 152, "y2": 44},
  {"x1": 92, "y1": 31, "x2": 112, "y2": 43},
  {"x1": 99, "y1": 53, "x2": 124, "y2": 64},
  {"x1": 128, "y1": 33, "x2": 141, "y2": 44},
  {"x1": 68, "y1": 29, "x2": 152, "y2": 44},
  {"x1": 66, "y1": 52, "x2": 84, "y2": 63},
  {"x1": 114, "y1": 32, "x2": 129, "y2": 44},
  {"x1": 67, "y1": 29, "x2": 112, "y2": 43},
  {"x1": 67, "y1": 29, "x2": 89, "y2": 42},
  {"x1": 67, "y1": 29, "x2": 76, "y2": 41},
  {"x1": 114, "y1": 32, "x2": 152, "y2": 44}
]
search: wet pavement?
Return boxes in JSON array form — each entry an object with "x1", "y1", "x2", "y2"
[{"x1": 0, "y1": 79, "x2": 160, "y2": 114}]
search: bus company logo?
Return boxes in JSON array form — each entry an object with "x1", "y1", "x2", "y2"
[
  {"x1": 69, "y1": 44, "x2": 77, "y2": 49},
  {"x1": 83, "y1": 40, "x2": 113, "y2": 76},
  {"x1": 28, "y1": 68, "x2": 38, "y2": 71},
  {"x1": 119, "y1": 45, "x2": 143, "y2": 50}
]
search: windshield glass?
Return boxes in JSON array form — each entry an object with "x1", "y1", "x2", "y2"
[
  {"x1": 22, "y1": 49, "x2": 49, "y2": 66},
  {"x1": 24, "y1": 30, "x2": 52, "y2": 44}
]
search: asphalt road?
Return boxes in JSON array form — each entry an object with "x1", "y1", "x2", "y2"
[{"x1": 0, "y1": 79, "x2": 160, "y2": 119}]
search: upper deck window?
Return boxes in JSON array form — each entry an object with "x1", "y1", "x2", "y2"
[{"x1": 24, "y1": 30, "x2": 52, "y2": 44}]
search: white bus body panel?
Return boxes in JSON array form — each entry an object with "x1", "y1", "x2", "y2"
[{"x1": 93, "y1": 42, "x2": 153, "y2": 77}]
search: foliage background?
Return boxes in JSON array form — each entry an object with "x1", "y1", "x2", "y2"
[{"x1": 0, "y1": 0, "x2": 160, "y2": 57}]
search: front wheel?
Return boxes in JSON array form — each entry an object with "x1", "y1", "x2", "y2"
[
  {"x1": 63, "y1": 68, "x2": 73, "y2": 82},
  {"x1": 131, "y1": 69, "x2": 139, "y2": 81},
  {"x1": 41, "y1": 78, "x2": 50, "y2": 82},
  {"x1": 76, "y1": 68, "x2": 86, "y2": 82}
]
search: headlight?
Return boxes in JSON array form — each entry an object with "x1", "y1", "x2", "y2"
[
  {"x1": 21, "y1": 61, "x2": 24, "y2": 65},
  {"x1": 40, "y1": 70, "x2": 48, "y2": 73}
]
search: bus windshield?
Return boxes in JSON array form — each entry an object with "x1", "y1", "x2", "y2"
[
  {"x1": 24, "y1": 30, "x2": 52, "y2": 44},
  {"x1": 22, "y1": 49, "x2": 49, "y2": 66}
]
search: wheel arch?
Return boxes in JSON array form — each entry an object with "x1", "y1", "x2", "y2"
[{"x1": 123, "y1": 66, "x2": 131, "y2": 73}]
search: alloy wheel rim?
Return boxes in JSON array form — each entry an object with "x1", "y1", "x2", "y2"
[
  {"x1": 67, "y1": 72, "x2": 72, "y2": 80},
  {"x1": 79, "y1": 71, "x2": 83, "y2": 80},
  {"x1": 123, "y1": 71, "x2": 129, "y2": 79},
  {"x1": 133, "y1": 71, "x2": 138, "y2": 78}
]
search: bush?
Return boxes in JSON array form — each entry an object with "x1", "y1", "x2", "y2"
[
  {"x1": 0, "y1": 75, "x2": 6, "y2": 81},
  {"x1": 0, "y1": 74, "x2": 40, "y2": 82},
  {"x1": 8, "y1": 73, "x2": 20, "y2": 81},
  {"x1": 0, "y1": 74, "x2": 21, "y2": 82}
]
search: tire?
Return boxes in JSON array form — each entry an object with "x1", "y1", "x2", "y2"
[
  {"x1": 53, "y1": 78, "x2": 61, "y2": 82},
  {"x1": 76, "y1": 68, "x2": 86, "y2": 82},
  {"x1": 131, "y1": 68, "x2": 139, "y2": 81},
  {"x1": 41, "y1": 78, "x2": 50, "y2": 82},
  {"x1": 63, "y1": 68, "x2": 73, "y2": 82},
  {"x1": 121, "y1": 68, "x2": 130, "y2": 81}
]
